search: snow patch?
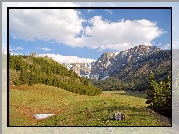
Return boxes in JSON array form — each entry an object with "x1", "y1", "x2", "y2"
[
  {"x1": 100, "y1": 76, "x2": 109, "y2": 80},
  {"x1": 33, "y1": 114, "x2": 54, "y2": 119},
  {"x1": 115, "y1": 52, "x2": 120, "y2": 55}
]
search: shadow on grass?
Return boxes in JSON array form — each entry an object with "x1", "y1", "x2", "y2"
[{"x1": 113, "y1": 92, "x2": 147, "y2": 99}]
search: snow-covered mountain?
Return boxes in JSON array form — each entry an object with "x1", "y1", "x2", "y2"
[{"x1": 65, "y1": 45, "x2": 161, "y2": 80}]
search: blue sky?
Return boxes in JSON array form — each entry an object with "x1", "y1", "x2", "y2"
[{"x1": 2, "y1": 3, "x2": 175, "y2": 64}]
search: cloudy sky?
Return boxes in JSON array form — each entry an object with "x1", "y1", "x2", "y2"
[{"x1": 2, "y1": 2, "x2": 176, "y2": 64}]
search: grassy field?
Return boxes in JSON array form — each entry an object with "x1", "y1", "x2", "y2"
[{"x1": 9, "y1": 84, "x2": 171, "y2": 126}]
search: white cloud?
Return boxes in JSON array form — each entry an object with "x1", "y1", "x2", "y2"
[
  {"x1": 9, "y1": 45, "x2": 13, "y2": 52},
  {"x1": 104, "y1": 9, "x2": 113, "y2": 15},
  {"x1": 39, "y1": 53, "x2": 96, "y2": 64},
  {"x1": 157, "y1": 43, "x2": 162, "y2": 47},
  {"x1": 87, "y1": 9, "x2": 94, "y2": 13},
  {"x1": 8, "y1": 6, "x2": 165, "y2": 51},
  {"x1": 9, "y1": 8, "x2": 85, "y2": 42},
  {"x1": 2, "y1": 2, "x2": 80, "y2": 34},
  {"x1": 51, "y1": 41, "x2": 55, "y2": 44},
  {"x1": 161, "y1": 44, "x2": 171, "y2": 50},
  {"x1": 41, "y1": 47, "x2": 51, "y2": 51},
  {"x1": 158, "y1": 43, "x2": 172, "y2": 50},
  {"x1": 8, "y1": 46, "x2": 24, "y2": 53},
  {"x1": 66, "y1": 17, "x2": 165, "y2": 51},
  {"x1": 14, "y1": 47, "x2": 24, "y2": 50}
]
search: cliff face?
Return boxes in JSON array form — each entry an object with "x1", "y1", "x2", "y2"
[{"x1": 66, "y1": 62, "x2": 92, "y2": 78}]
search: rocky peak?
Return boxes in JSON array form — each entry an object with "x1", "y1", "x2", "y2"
[
  {"x1": 92, "y1": 45, "x2": 161, "y2": 80},
  {"x1": 65, "y1": 45, "x2": 161, "y2": 80},
  {"x1": 99, "y1": 52, "x2": 117, "y2": 60},
  {"x1": 65, "y1": 62, "x2": 92, "y2": 77}
]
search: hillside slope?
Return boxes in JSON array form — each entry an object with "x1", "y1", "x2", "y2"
[
  {"x1": 9, "y1": 55, "x2": 102, "y2": 96},
  {"x1": 91, "y1": 50, "x2": 171, "y2": 91}
]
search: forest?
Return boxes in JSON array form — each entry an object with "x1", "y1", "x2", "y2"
[{"x1": 9, "y1": 54, "x2": 102, "y2": 96}]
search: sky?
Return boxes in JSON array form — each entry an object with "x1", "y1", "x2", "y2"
[{"x1": 2, "y1": 2, "x2": 177, "y2": 64}]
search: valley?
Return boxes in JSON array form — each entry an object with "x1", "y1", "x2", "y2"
[
  {"x1": 9, "y1": 84, "x2": 170, "y2": 126},
  {"x1": 8, "y1": 45, "x2": 172, "y2": 126}
]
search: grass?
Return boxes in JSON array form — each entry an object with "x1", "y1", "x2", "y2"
[{"x1": 9, "y1": 84, "x2": 171, "y2": 126}]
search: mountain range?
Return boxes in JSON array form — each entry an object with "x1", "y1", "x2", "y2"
[
  {"x1": 10, "y1": 45, "x2": 170, "y2": 92},
  {"x1": 65, "y1": 45, "x2": 171, "y2": 91}
]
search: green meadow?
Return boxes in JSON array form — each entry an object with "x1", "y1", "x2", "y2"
[{"x1": 9, "y1": 84, "x2": 170, "y2": 126}]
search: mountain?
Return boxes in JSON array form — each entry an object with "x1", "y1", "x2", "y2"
[
  {"x1": 92, "y1": 45, "x2": 161, "y2": 80},
  {"x1": 14, "y1": 45, "x2": 170, "y2": 92},
  {"x1": 89, "y1": 52, "x2": 119, "y2": 78},
  {"x1": 66, "y1": 45, "x2": 162, "y2": 79},
  {"x1": 65, "y1": 45, "x2": 171, "y2": 91},
  {"x1": 65, "y1": 62, "x2": 92, "y2": 78},
  {"x1": 92, "y1": 49, "x2": 171, "y2": 91}
]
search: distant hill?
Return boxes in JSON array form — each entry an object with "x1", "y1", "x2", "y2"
[{"x1": 9, "y1": 55, "x2": 102, "y2": 96}]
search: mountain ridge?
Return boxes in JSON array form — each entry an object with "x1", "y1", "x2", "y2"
[
  {"x1": 65, "y1": 45, "x2": 162, "y2": 80},
  {"x1": 15, "y1": 45, "x2": 170, "y2": 91},
  {"x1": 92, "y1": 49, "x2": 171, "y2": 91}
]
